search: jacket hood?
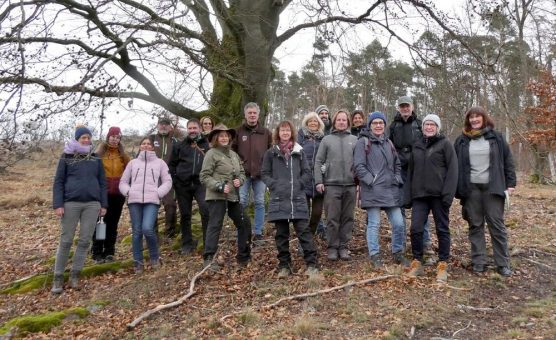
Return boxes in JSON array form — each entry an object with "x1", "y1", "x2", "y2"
[{"x1": 137, "y1": 150, "x2": 158, "y2": 161}]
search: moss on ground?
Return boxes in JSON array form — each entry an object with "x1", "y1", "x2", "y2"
[{"x1": 0, "y1": 307, "x2": 89, "y2": 337}]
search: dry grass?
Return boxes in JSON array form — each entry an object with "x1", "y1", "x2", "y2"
[{"x1": 293, "y1": 315, "x2": 320, "y2": 338}]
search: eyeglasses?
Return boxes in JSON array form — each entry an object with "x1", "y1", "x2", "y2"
[{"x1": 371, "y1": 122, "x2": 385, "y2": 126}]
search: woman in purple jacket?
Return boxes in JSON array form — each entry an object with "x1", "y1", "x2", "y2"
[{"x1": 119, "y1": 137, "x2": 172, "y2": 273}]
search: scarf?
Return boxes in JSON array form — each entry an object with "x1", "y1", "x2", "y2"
[
  {"x1": 301, "y1": 127, "x2": 324, "y2": 140},
  {"x1": 463, "y1": 127, "x2": 490, "y2": 139},
  {"x1": 64, "y1": 140, "x2": 92, "y2": 155},
  {"x1": 279, "y1": 140, "x2": 293, "y2": 160}
]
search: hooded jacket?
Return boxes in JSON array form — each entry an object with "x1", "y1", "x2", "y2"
[
  {"x1": 119, "y1": 150, "x2": 172, "y2": 204},
  {"x1": 261, "y1": 143, "x2": 311, "y2": 221},
  {"x1": 314, "y1": 129, "x2": 357, "y2": 186},
  {"x1": 404, "y1": 135, "x2": 458, "y2": 207},
  {"x1": 168, "y1": 134, "x2": 210, "y2": 185},
  {"x1": 200, "y1": 145, "x2": 246, "y2": 202},
  {"x1": 454, "y1": 128, "x2": 516, "y2": 200},
  {"x1": 354, "y1": 129, "x2": 402, "y2": 208}
]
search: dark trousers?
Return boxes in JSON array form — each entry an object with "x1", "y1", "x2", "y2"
[
  {"x1": 160, "y1": 189, "x2": 177, "y2": 236},
  {"x1": 175, "y1": 182, "x2": 209, "y2": 247},
  {"x1": 463, "y1": 183, "x2": 510, "y2": 268},
  {"x1": 410, "y1": 197, "x2": 451, "y2": 261},
  {"x1": 203, "y1": 200, "x2": 250, "y2": 263},
  {"x1": 324, "y1": 185, "x2": 356, "y2": 250},
  {"x1": 92, "y1": 194, "x2": 125, "y2": 258},
  {"x1": 307, "y1": 195, "x2": 324, "y2": 234},
  {"x1": 274, "y1": 219, "x2": 317, "y2": 269}
]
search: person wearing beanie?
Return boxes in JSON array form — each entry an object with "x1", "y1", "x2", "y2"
[
  {"x1": 388, "y1": 95, "x2": 434, "y2": 259},
  {"x1": 354, "y1": 111, "x2": 409, "y2": 268},
  {"x1": 51, "y1": 126, "x2": 107, "y2": 294},
  {"x1": 454, "y1": 107, "x2": 516, "y2": 277},
  {"x1": 405, "y1": 113, "x2": 458, "y2": 283},
  {"x1": 91, "y1": 126, "x2": 130, "y2": 264},
  {"x1": 168, "y1": 118, "x2": 210, "y2": 255},
  {"x1": 314, "y1": 110, "x2": 357, "y2": 261},
  {"x1": 149, "y1": 116, "x2": 179, "y2": 238},
  {"x1": 315, "y1": 105, "x2": 331, "y2": 135}
]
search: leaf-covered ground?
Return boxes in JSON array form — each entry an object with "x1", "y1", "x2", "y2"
[{"x1": 0, "y1": 156, "x2": 555, "y2": 339}]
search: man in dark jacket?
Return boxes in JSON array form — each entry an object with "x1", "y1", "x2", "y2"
[
  {"x1": 389, "y1": 96, "x2": 433, "y2": 254},
  {"x1": 169, "y1": 119, "x2": 210, "y2": 255},
  {"x1": 233, "y1": 102, "x2": 272, "y2": 243},
  {"x1": 150, "y1": 116, "x2": 179, "y2": 238},
  {"x1": 315, "y1": 104, "x2": 332, "y2": 135}
]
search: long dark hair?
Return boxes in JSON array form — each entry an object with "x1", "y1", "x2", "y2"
[{"x1": 464, "y1": 107, "x2": 495, "y2": 131}]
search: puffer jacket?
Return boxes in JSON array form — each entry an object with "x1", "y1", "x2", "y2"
[
  {"x1": 168, "y1": 135, "x2": 210, "y2": 185},
  {"x1": 261, "y1": 143, "x2": 311, "y2": 221},
  {"x1": 119, "y1": 150, "x2": 172, "y2": 204},
  {"x1": 314, "y1": 129, "x2": 357, "y2": 186},
  {"x1": 353, "y1": 130, "x2": 402, "y2": 208},
  {"x1": 95, "y1": 142, "x2": 130, "y2": 195},
  {"x1": 200, "y1": 145, "x2": 246, "y2": 202},
  {"x1": 454, "y1": 128, "x2": 516, "y2": 200},
  {"x1": 404, "y1": 135, "x2": 458, "y2": 207},
  {"x1": 53, "y1": 153, "x2": 108, "y2": 209},
  {"x1": 298, "y1": 128, "x2": 324, "y2": 197}
]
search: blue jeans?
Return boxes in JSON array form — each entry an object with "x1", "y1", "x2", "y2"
[
  {"x1": 239, "y1": 177, "x2": 266, "y2": 236},
  {"x1": 128, "y1": 203, "x2": 160, "y2": 265},
  {"x1": 366, "y1": 207, "x2": 406, "y2": 256}
]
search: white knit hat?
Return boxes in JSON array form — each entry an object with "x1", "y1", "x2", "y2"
[{"x1": 422, "y1": 114, "x2": 441, "y2": 132}]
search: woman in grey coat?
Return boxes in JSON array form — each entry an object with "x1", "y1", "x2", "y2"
[
  {"x1": 353, "y1": 112, "x2": 409, "y2": 268},
  {"x1": 262, "y1": 121, "x2": 318, "y2": 278}
]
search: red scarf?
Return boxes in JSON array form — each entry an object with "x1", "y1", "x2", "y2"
[{"x1": 279, "y1": 141, "x2": 293, "y2": 160}]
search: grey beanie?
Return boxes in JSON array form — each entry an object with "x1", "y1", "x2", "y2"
[
  {"x1": 422, "y1": 114, "x2": 442, "y2": 132},
  {"x1": 315, "y1": 105, "x2": 329, "y2": 115}
]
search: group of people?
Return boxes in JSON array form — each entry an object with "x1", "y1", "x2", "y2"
[{"x1": 50, "y1": 97, "x2": 516, "y2": 294}]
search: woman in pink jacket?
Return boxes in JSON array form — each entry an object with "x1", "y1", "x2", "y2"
[{"x1": 119, "y1": 137, "x2": 172, "y2": 273}]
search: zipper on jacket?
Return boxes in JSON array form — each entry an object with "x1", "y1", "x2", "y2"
[
  {"x1": 192, "y1": 144, "x2": 197, "y2": 179},
  {"x1": 142, "y1": 151, "x2": 147, "y2": 203},
  {"x1": 289, "y1": 155, "x2": 294, "y2": 219}
]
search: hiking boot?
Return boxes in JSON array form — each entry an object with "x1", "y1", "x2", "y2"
[
  {"x1": 436, "y1": 261, "x2": 448, "y2": 283},
  {"x1": 407, "y1": 259, "x2": 424, "y2": 277},
  {"x1": 327, "y1": 248, "x2": 339, "y2": 261},
  {"x1": 472, "y1": 263, "x2": 486, "y2": 273},
  {"x1": 370, "y1": 254, "x2": 383, "y2": 268},
  {"x1": 277, "y1": 267, "x2": 291, "y2": 278},
  {"x1": 69, "y1": 271, "x2": 80, "y2": 289},
  {"x1": 104, "y1": 255, "x2": 115, "y2": 263},
  {"x1": 497, "y1": 266, "x2": 512, "y2": 277},
  {"x1": 393, "y1": 252, "x2": 410, "y2": 267},
  {"x1": 51, "y1": 274, "x2": 64, "y2": 294},
  {"x1": 306, "y1": 266, "x2": 319, "y2": 277},
  {"x1": 92, "y1": 256, "x2": 104, "y2": 265},
  {"x1": 134, "y1": 263, "x2": 144, "y2": 274},
  {"x1": 150, "y1": 259, "x2": 161, "y2": 271},
  {"x1": 339, "y1": 248, "x2": 351, "y2": 261},
  {"x1": 203, "y1": 257, "x2": 221, "y2": 272},
  {"x1": 252, "y1": 234, "x2": 264, "y2": 246}
]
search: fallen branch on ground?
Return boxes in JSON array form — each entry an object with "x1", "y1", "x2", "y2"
[
  {"x1": 127, "y1": 260, "x2": 213, "y2": 330},
  {"x1": 457, "y1": 304, "x2": 495, "y2": 312},
  {"x1": 523, "y1": 258, "x2": 556, "y2": 271},
  {"x1": 220, "y1": 274, "x2": 397, "y2": 322},
  {"x1": 527, "y1": 248, "x2": 556, "y2": 257},
  {"x1": 452, "y1": 321, "x2": 472, "y2": 337}
]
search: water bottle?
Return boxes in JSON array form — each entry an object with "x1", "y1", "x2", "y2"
[{"x1": 96, "y1": 217, "x2": 106, "y2": 240}]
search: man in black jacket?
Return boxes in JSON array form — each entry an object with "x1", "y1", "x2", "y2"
[
  {"x1": 169, "y1": 119, "x2": 210, "y2": 255},
  {"x1": 389, "y1": 96, "x2": 433, "y2": 255}
]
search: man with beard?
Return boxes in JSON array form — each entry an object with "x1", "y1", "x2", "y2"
[
  {"x1": 315, "y1": 105, "x2": 332, "y2": 135},
  {"x1": 150, "y1": 117, "x2": 179, "y2": 238},
  {"x1": 169, "y1": 119, "x2": 210, "y2": 255}
]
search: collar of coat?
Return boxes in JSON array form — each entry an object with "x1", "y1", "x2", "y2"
[{"x1": 272, "y1": 142, "x2": 303, "y2": 155}]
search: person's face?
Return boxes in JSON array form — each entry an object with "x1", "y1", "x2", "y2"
[
  {"x1": 334, "y1": 112, "x2": 349, "y2": 131},
  {"x1": 352, "y1": 113, "x2": 364, "y2": 127},
  {"x1": 423, "y1": 121, "x2": 438, "y2": 137},
  {"x1": 370, "y1": 119, "x2": 385, "y2": 136},
  {"x1": 217, "y1": 131, "x2": 230, "y2": 145},
  {"x1": 187, "y1": 122, "x2": 200, "y2": 138},
  {"x1": 318, "y1": 110, "x2": 329, "y2": 123},
  {"x1": 398, "y1": 103, "x2": 413, "y2": 120},
  {"x1": 78, "y1": 134, "x2": 91, "y2": 146},
  {"x1": 157, "y1": 122, "x2": 172, "y2": 135},
  {"x1": 140, "y1": 139, "x2": 154, "y2": 151},
  {"x1": 201, "y1": 119, "x2": 213, "y2": 132},
  {"x1": 279, "y1": 125, "x2": 291, "y2": 143},
  {"x1": 108, "y1": 134, "x2": 121, "y2": 147},
  {"x1": 469, "y1": 113, "x2": 484, "y2": 130},
  {"x1": 307, "y1": 117, "x2": 319, "y2": 132},
  {"x1": 244, "y1": 108, "x2": 259, "y2": 126}
]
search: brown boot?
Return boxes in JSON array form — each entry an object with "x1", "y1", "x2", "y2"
[
  {"x1": 407, "y1": 260, "x2": 424, "y2": 277},
  {"x1": 436, "y1": 261, "x2": 448, "y2": 283}
]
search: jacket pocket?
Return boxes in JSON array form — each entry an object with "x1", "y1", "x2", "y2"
[{"x1": 268, "y1": 197, "x2": 280, "y2": 213}]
